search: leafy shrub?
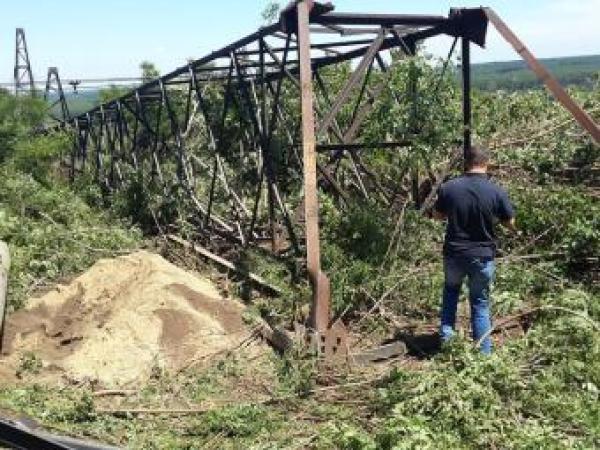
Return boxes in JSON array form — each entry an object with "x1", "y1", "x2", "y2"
[
  {"x1": 192, "y1": 404, "x2": 275, "y2": 438},
  {"x1": 0, "y1": 166, "x2": 141, "y2": 309},
  {"x1": 0, "y1": 90, "x2": 46, "y2": 162},
  {"x1": 316, "y1": 422, "x2": 376, "y2": 450},
  {"x1": 12, "y1": 131, "x2": 71, "y2": 184}
]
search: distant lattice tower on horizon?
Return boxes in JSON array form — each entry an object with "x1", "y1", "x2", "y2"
[
  {"x1": 14, "y1": 28, "x2": 35, "y2": 96},
  {"x1": 44, "y1": 67, "x2": 70, "y2": 123}
]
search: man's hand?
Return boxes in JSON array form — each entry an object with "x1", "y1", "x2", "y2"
[{"x1": 501, "y1": 217, "x2": 519, "y2": 233}]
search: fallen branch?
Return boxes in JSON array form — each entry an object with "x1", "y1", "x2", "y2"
[
  {"x1": 185, "y1": 331, "x2": 258, "y2": 371},
  {"x1": 92, "y1": 389, "x2": 137, "y2": 398},
  {"x1": 488, "y1": 106, "x2": 600, "y2": 149},
  {"x1": 38, "y1": 211, "x2": 134, "y2": 255},
  {"x1": 381, "y1": 198, "x2": 409, "y2": 266},
  {"x1": 419, "y1": 149, "x2": 463, "y2": 215},
  {"x1": 496, "y1": 251, "x2": 566, "y2": 263},
  {"x1": 97, "y1": 378, "x2": 382, "y2": 416},
  {"x1": 167, "y1": 234, "x2": 283, "y2": 296},
  {"x1": 475, "y1": 305, "x2": 600, "y2": 349},
  {"x1": 96, "y1": 407, "x2": 213, "y2": 416}
]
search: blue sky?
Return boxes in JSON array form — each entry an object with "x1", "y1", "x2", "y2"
[{"x1": 1, "y1": 0, "x2": 599, "y2": 82}]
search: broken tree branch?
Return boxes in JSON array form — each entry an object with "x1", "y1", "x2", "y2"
[{"x1": 166, "y1": 234, "x2": 283, "y2": 296}]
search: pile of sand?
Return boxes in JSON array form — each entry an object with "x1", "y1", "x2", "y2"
[{"x1": 1, "y1": 251, "x2": 249, "y2": 388}]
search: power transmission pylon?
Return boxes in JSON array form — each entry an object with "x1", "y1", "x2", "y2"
[
  {"x1": 44, "y1": 67, "x2": 70, "y2": 123},
  {"x1": 14, "y1": 28, "x2": 35, "y2": 97}
]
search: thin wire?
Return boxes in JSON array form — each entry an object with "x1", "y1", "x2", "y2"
[{"x1": 0, "y1": 77, "x2": 144, "y2": 88}]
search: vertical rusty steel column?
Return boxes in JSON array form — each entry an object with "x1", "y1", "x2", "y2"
[
  {"x1": 461, "y1": 37, "x2": 472, "y2": 160},
  {"x1": 297, "y1": 0, "x2": 330, "y2": 332}
]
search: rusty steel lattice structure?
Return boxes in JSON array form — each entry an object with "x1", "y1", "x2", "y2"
[
  {"x1": 14, "y1": 28, "x2": 35, "y2": 97},
  {"x1": 44, "y1": 67, "x2": 70, "y2": 123},
  {"x1": 67, "y1": 1, "x2": 600, "y2": 354}
]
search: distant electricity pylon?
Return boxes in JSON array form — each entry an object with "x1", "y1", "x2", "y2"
[
  {"x1": 44, "y1": 67, "x2": 70, "y2": 123},
  {"x1": 14, "y1": 28, "x2": 35, "y2": 96}
]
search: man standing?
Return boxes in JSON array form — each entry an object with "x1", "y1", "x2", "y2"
[{"x1": 433, "y1": 146, "x2": 516, "y2": 354}]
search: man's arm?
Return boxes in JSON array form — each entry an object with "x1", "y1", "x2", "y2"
[
  {"x1": 431, "y1": 186, "x2": 447, "y2": 221},
  {"x1": 497, "y1": 188, "x2": 517, "y2": 233}
]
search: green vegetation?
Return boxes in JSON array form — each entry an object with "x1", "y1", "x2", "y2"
[
  {"x1": 46, "y1": 90, "x2": 99, "y2": 119},
  {"x1": 0, "y1": 89, "x2": 142, "y2": 310},
  {"x1": 471, "y1": 54, "x2": 600, "y2": 91},
  {"x1": 0, "y1": 33, "x2": 598, "y2": 450}
]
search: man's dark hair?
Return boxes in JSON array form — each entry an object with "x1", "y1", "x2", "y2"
[{"x1": 465, "y1": 145, "x2": 490, "y2": 169}]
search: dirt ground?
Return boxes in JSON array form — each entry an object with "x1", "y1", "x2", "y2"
[{"x1": 0, "y1": 251, "x2": 255, "y2": 388}]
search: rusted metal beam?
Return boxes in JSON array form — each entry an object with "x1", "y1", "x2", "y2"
[
  {"x1": 461, "y1": 37, "x2": 472, "y2": 159},
  {"x1": 315, "y1": 12, "x2": 447, "y2": 26},
  {"x1": 316, "y1": 30, "x2": 386, "y2": 137},
  {"x1": 485, "y1": 7, "x2": 600, "y2": 144},
  {"x1": 298, "y1": 0, "x2": 330, "y2": 333},
  {"x1": 235, "y1": 38, "x2": 374, "y2": 56}
]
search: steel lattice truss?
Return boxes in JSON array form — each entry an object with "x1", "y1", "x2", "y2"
[
  {"x1": 68, "y1": 2, "x2": 490, "y2": 335},
  {"x1": 44, "y1": 67, "x2": 70, "y2": 123},
  {"x1": 70, "y1": 6, "x2": 486, "y2": 236},
  {"x1": 68, "y1": 1, "x2": 599, "y2": 341},
  {"x1": 14, "y1": 28, "x2": 35, "y2": 97}
]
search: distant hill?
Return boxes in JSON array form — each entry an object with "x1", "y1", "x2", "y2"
[
  {"x1": 471, "y1": 54, "x2": 600, "y2": 91},
  {"x1": 65, "y1": 91, "x2": 100, "y2": 116},
  {"x1": 47, "y1": 90, "x2": 99, "y2": 120}
]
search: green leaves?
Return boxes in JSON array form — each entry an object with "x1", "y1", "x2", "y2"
[
  {"x1": 0, "y1": 166, "x2": 141, "y2": 310},
  {"x1": 0, "y1": 90, "x2": 46, "y2": 163},
  {"x1": 191, "y1": 404, "x2": 276, "y2": 438}
]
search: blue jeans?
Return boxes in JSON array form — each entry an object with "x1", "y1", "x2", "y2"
[{"x1": 440, "y1": 255, "x2": 495, "y2": 354}]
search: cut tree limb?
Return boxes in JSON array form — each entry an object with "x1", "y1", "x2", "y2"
[
  {"x1": 92, "y1": 390, "x2": 137, "y2": 398},
  {"x1": 257, "y1": 319, "x2": 294, "y2": 353},
  {"x1": 166, "y1": 235, "x2": 283, "y2": 296}
]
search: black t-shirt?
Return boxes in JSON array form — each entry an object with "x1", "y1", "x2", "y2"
[{"x1": 434, "y1": 173, "x2": 515, "y2": 259}]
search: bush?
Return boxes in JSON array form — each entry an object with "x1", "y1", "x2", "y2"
[{"x1": 0, "y1": 166, "x2": 141, "y2": 309}]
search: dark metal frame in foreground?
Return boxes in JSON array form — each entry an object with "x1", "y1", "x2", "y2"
[
  {"x1": 66, "y1": 2, "x2": 599, "y2": 353},
  {"x1": 0, "y1": 416, "x2": 117, "y2": 450}
]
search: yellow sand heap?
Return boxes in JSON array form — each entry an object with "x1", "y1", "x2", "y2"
[{"x1": 2, "y1": 251, "x2": 249, "y2": 387}]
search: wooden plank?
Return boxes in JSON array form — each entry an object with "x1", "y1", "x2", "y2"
[{"x1": 351, "y1": 341, "x2": 408, "y2": 365}]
